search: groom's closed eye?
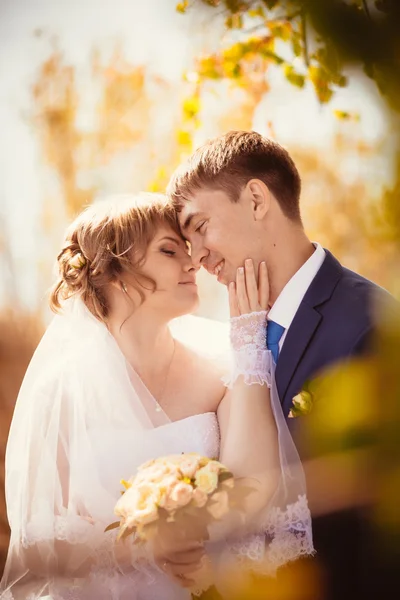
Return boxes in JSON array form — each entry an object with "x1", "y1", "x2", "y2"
[
  {"x1": 181, "y1": 212, "x2": 204, "y2": 232},
  {"x1": 194, "y1": 221, "x2": 207, "y2": 234}
]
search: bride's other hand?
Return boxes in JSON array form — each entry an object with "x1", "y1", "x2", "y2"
[
  {"x1": 229, "y1": 259, "x2": 269, "y2": 318},
  {"x1": 153, "y1": 538, "x2": 205, "y2": 588}
]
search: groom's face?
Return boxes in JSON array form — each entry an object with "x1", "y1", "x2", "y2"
[{"x1": 178, "y1": 188, "x2": 260, "y2": 286}]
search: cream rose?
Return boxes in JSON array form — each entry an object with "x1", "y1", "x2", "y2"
[
  {"x1": 115, "y1": 482, "x2": 160, "y2": 527},
  {"x1": 195, "y1": 465, "x2": 219, "y2": 495}
]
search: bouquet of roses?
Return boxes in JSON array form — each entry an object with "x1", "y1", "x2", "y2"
[{"x1": 106, "y1": 453, "x2": 239, "y2": 545}]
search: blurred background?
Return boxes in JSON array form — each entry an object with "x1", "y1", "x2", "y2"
[{"x1": 1, "y1": 0, "x2": 399, "y2": 596}]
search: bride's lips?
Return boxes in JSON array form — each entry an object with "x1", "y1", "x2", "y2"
[{"x1": 179, "y1": 279, "x2": 197, "y2": 287}]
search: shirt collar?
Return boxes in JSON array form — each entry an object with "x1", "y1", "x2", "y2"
[{"x1": 267, "y1": 242, "x2": 326, "y2": 330}]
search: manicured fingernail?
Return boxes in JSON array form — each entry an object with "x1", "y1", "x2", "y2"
[
  {"x1": 245, "y1": 258, "x2": 252, "y2": 267},
  {"x1": 238, "y1": 267, "x2": 244, "y2": 274}
]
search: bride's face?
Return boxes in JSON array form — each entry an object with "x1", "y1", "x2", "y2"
[{"x1": 137, "y1": 226, "x2": 199, "y2": 316}]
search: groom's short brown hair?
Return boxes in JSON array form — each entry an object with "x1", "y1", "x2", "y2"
[{"x1": 167, "y1": 130, "x2": 302, "y2": 221}]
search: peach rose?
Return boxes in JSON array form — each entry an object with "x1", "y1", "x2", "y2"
[
  {"x1": 135, "y1": 462, "x2": 179, "y2": 485},
  {"x1": 169, "y1": 481, "x2": 193, "y2": 507},
  {"x1": 158, "y1": 476, "x2": 180, "y2": 509},
  {"x1": 192, "y1": 487, "x2": 208, "y2": 508},
  {"x1": 206, "y1": 460, "x2": 225, "y2": 474},
  {"x1": 178, "y1": 455, "x2": 201, "y2": 479}
]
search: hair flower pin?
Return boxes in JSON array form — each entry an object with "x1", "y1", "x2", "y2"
[{"x1": 70, "y1": 252, "x2": 86, "y2": 269}]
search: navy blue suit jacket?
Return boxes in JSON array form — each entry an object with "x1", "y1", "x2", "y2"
[
  {"x1": 276, "y1": 249, "x2": 391, "y2": 420},
  {"x1": 275, "y1": 249, "x2": 395, "y2": 599}
]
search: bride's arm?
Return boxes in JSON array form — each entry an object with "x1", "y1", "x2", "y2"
[
  {"x1": 161, "y1": 262, "x2": 313, "y2": 586},
  {"x1": 216, "y1": 260, "x2": 280, "y2": 534}
]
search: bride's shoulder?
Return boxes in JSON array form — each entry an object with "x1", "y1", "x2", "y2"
[
  {"x1": 178, "y1": 341, "x2": 228, "y2": 378},
  {"x1": 176, "y1": 341, "x2": 227, "y2": 411},
  {"x1": 172, "y1": 316, "x2": 231, "y2": 409}
]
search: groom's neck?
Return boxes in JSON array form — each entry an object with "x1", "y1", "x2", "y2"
[{"x1": 266, "y1": 227, "x2": 315, "y2": 306}]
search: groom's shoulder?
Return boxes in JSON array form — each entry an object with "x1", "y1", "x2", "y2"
[
  {"x1": 322, "y1": 251, "x2": 396, "y2": 319},
  {"x1": 338, "y1": 263, "x2": 391, "y2": 300},
  {"x1": 338, "y1": 264, "x2": 388, "y2": 298}
]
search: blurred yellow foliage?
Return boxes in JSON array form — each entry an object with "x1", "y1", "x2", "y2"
[{"x1": 0, "y1": 313, "x2": 43, "y2": 575}]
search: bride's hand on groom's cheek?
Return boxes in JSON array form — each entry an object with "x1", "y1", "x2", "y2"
[{"x1": 229, "y1": 259, "x2": 269, "y2": 317}]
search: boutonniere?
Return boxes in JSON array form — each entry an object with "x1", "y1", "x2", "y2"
[{"x1": 289, "y1": 384, "x2": 314, "y2": 418}]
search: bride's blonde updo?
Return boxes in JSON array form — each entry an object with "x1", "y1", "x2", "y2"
[{"x1": 50, "y1": 193, "x2": 181, "y2": 321}]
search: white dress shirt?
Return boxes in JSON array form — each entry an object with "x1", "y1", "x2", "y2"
[{"x1": 267, "y1": 243, "x2": 326, "y2": 350}]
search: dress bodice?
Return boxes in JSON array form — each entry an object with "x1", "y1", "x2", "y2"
[{"x1": 87, "y1": 412, "x2": 220, "y2": 513}]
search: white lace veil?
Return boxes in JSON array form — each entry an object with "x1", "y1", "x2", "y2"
[
  {"x1": 215, "y1": 366, "x2": 314, "y2": 582},
  {"x1": 1, "y1": 298, "x2": 175, "y2": 599},
  {"x1": 1, "y1": 298, "x2": 312, "y2": 600}
]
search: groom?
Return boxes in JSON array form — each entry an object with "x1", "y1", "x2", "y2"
[{"x1": 167, "y1": 130, "x2": 394, "y2": 599}]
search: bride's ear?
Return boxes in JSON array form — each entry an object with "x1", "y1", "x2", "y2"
[
  {"x1": 247, "y1": 179, "x2": 271, "y2": 221},
  {"x1": 110, "y1": 279, "x2": 128, "y2": 293}
]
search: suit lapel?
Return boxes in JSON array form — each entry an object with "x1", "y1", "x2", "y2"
[
  {"x1": 275, "y1": 250, "x2": 343, "y2": 406},
  {"x1": 276, "y1": 304, "x2": 321, "y2": 402}
]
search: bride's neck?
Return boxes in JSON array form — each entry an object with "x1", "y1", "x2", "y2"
[{"x1": 107, "y1": 308, "x2": 173, "y2": 373}]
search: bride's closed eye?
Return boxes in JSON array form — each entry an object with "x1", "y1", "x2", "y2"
[{"x1": 161, "y1": 248, "x2": 176, "y2": 256}]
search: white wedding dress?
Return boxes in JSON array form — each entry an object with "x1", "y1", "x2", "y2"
[
  {"x1": 50, "y1": 413, "x2": 220, "y2": 600},
  {"x1": 1, "y1": 300, "x2": 313, "y2": 600}
]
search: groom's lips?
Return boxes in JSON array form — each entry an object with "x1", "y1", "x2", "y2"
[{"x1": 207, "y1": 259, "x2": 225, "y2": 279}]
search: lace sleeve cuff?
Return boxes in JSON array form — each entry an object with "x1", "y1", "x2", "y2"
[{"x1": 222, "y1": 311, "x2": 273, "y2": 389}]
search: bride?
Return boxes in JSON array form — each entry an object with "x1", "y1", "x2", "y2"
[{"x1": 1, "y1": 193, "x2": 313, "y2": 600}]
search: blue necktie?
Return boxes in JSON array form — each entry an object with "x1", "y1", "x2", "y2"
[{"x1": 266, "y1": 320, "x2": 285, "y2": 364}]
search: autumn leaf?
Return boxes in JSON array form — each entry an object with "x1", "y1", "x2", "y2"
[
  {"x1": 176, "y1": 1, "x2": 189, "y2": 13},
  {"x1": 284, "y1": 64, "x2": 306, "y2": 88},
  {"x1": 308, "y1": 64, "x2": 334, "y2": 103}
]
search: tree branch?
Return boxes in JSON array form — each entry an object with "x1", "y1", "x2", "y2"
[
  {"x1": 362, "y1": 0, "x2": 372, "y2": 19},
  {"x1": 301, "y1": 9, "x2": 309, "y2": 67}
]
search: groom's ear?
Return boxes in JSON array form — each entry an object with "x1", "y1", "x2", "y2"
[{"x1": 247, "y1": 179, "x2": 270, "y2": 221}]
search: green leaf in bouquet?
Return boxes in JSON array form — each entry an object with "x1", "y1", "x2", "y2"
[
  {"x1": 218, "y1": 471, "x2": 234, "y2": 483},
  {"x1": 104, "y1": 520, "x2": 120, "y2": 533},
  {"x1": 120, "y1": 478, "x2": 133, "y2": 491},
  {"x1": 116, "y1": 525, "x2": 133, "y2": 543}
]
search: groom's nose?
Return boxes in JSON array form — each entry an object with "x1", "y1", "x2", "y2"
[{"x1": 190, "y1": 240, "x2": 209, "y2": 269}]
